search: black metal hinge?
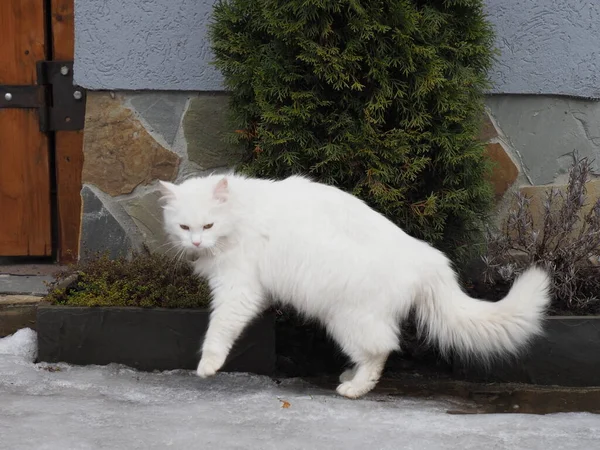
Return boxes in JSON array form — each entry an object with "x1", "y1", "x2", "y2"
[{"x1": 0, "y1": 61, "x2": 86, "y2": 132}]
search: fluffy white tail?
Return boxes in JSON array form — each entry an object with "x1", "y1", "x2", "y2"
[{"x1": 416, "y1": 266, "x2": 551, "y2": 361}]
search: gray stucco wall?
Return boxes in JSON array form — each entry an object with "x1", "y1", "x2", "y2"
[
  {"x1": 74, "y1": 0, "x2": 600, "y2": 97},
  {"x1": 75, "y1": 0, "x2": 223, "y2": 91},
  {"x1": 487, "y1": 1, "x2": 600, "y2": 98}
]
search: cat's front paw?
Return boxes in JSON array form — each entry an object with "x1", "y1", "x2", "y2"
[{"x1": 196, "y1": 354, "x2": 225, "y2": 378}]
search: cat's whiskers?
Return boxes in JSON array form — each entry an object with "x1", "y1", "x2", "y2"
[
  {"x1": 169, "y1": 246, "x2": 188, "y2": 278},
  {"x1": 157, "y1": 242, "x2": 182, "y2": 257}
]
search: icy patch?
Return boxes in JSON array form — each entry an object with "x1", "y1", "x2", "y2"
[
  {"x1": 0, "y1": 358, "x2": 599, "y2": 450},
  {"x1": 0, "y1": 327, "x2": 37, "y2": 362},
  {"x1": 0, "y1": 329, "x2": 599, "y2": 449}
]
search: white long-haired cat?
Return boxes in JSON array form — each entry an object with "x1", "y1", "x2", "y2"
[{"x1": 160, "y1": 174, "x2": 550, "y2": 399}]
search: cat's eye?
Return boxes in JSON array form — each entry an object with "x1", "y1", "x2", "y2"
[
  {"x1": 180, "y1": 225, "x2": 190, "y2": 231},
  {"x1": 203, "y1": 223, "x2": 214, "y2": 230}
]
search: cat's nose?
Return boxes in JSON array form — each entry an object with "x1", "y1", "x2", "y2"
[{"x1": 192, "y1": 241, "x2": 201, "y2": 247}]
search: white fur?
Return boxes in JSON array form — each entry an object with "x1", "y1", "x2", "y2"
[{"x1": 160, "y1": 174, "x2": 551, "y2": 399}]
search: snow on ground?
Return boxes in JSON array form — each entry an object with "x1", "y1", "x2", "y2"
[
  {"x1": 0, "y1": 328, "x2": 37, "y2": 362},
  {"x1": 0, "y1": 329, "x2": 599, "y2": 450}
]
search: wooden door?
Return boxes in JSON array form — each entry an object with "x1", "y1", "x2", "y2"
[
  {"x1": 0, "y1": 0, "x2": 52, "y2": 256},
  {"x1": 0, "y1": 0, "x2": 83, "y2": 261}
]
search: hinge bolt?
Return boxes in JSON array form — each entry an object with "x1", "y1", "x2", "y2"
[
  {"x1": 60, "y1": 66, "x2": 69, "y2": 76},
  {"x1": 4, "y1": 93, "x2": 12, "y2": 101},
  {"x1": 73, "y1": 90, "x2": 83, "y2": 100}
]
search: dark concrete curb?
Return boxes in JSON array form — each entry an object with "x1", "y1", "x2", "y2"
[
  {"x1": 454, "y1": 316, "x2": 600, "y2": 387},
  {"x1": 8, "y1": 299, "x2": 600, "y2": 390},
  {"x1": 0, "y1": 295, "x2": 42, "y2": 337},
  {"x1": 36, "y1": 304, "x2": 276, "y2": 375}
]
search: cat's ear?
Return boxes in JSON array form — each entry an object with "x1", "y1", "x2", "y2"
[
  {"x1": 213, "y1": 177, "x2": 229, "y2": 203},
  {"x1": 158, "y1": 180, "x2": 177, "y2": 201}
]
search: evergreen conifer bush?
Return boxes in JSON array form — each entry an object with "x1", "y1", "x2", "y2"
[{"x1": 211, "y1": 0, "x2": 495, "y2": 260}]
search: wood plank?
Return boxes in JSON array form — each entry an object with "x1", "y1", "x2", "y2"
[
  {"x1": 0, "y1": 0, "x2": 52, "y2": 256},
  {"x1": 51, "y1": 0, "x2": 84, "y2": 263},
  {"x1": 0, "y1": 0, "x2": 46, "y2": 84},
  {"x1": 51, "y1": 0, "x2": 76, "y2": 59},
  {"x1": 53, "y1": 132, "x2": 84, "y2": 262}
]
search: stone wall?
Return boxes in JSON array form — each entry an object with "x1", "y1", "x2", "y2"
[
  {"x1": 80, "y1": 91, "x2": 600, "y2": 259},
  {"x1": 79, "y1": 92, "x2": 233, "y2": 259}
]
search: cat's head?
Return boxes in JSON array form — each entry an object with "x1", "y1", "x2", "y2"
[{"x1": 159, "y1": 176, "x2": 234, "y2": 253}]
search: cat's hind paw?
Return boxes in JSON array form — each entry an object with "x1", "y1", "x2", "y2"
[{"x1": 336, "y1": 380, "x2": 376, "y2": 399}]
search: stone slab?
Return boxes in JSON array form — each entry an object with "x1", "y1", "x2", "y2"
[
  {"x1": 0, "y1": 275, "x2": 52, "y2": 296},
  {"x1": 121, "y1": 190, "x2": 169, "y2": 254},
  {"x1": 0, "y1": 295, "x2": 41, "y2": 306},
  {"x1": 129, "y1": 92, "x2": 190, "y2": 146},
  {"x1": 184, "y1": 94, "x2": 244, "y2": 170},
  {"x1": 485, "y1": 142, "x2": 519, "y2": 199},
  {"x1": 82, "y1": 92, "x2": 180, "y2": 196},
  {"x1": 0, "y1": 262, "x2": 63, "y2": 276},
  {"x1": 487, "y1": 96, "x2": 600, "y2": 185},
  {"x1": 478, "y1": 114, "x2": 498, "y2": 142},
  {"x1": 80, "y1": 186, "x2": 133, "y2": 260}
]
